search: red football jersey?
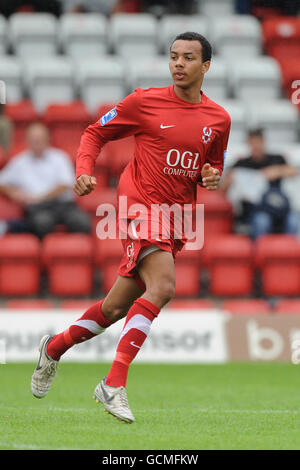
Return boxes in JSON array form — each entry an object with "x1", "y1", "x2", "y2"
[{"x1": 76, "y1": 85, "x2": 231, "y2": 219}]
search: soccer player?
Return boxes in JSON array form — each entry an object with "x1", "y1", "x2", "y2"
[{"x1": 31, "y1": 32, "x2": 231, "y2": 423}]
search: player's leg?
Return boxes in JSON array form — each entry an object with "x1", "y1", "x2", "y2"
[
  {"x1": 31, "y1": 276, "x2": 143, "y2": 399},
  {"x1": 94, "y1": 248, "x2": 175, "y2": 422}
]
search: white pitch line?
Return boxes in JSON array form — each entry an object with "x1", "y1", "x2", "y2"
[{"x1": 1, "y1": 406, "x2": 300, "y2": 415}]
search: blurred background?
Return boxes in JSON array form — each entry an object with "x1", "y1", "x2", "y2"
[{"x1": 0, "y1": 0, "x2": 300, "y2": 363}]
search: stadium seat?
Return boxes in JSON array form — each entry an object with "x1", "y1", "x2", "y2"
[
  {"x1": 77, "y1": 187, "x2": 117, "y2": 217},
  {"x1": 109, "y1": 13, "x2": 158, "y2": 57},
  {"x1": 60, "y1": 299, "x2": 99, "y2": 310},
  {"x1": 210, "y1": 15, "x2": 262, "y2": 58},
  {"x1": 201, "y1": 58, "x2": 228, "y2": 101},
  {"x1": 246, "y1": 99, "x2": 299, "y2": 144},
  {"x1": 167, "y1": 298, "x2": 217, "y2": 309},
  {"x1": 159, "y1": 15, "x2": 208, "y2": 54},
  {"x1": 6, "y1": 299, "x2": 54, "y2": 309},
  {"x1": 95, "y1": 238, "x2": 123, "y2": 267},
  {"x1": 174, "y1": 245, "x2": 202, "y2": 297},
  {"x1": 100, "y1": 136, "x2": 135, "y2": 177},
  {"x1": 222, "y1": 299, "x2": 272, "y2": 314},
  {"x1": 0, "y1": 194, "x2": 23, "y2": 220},
  {"x1": 197, "y1": 189, "x2": 233, "y2": 238},
  {"x1": 59, "y1": 13, "x2": 107, "y2": 58},
  {"x1": 174, "y1": 263, "x2": 201, "y2": 297},
  {"x1": 43, "y1": 101, "x2": 91, "y2": 161},
  {"x1": 100, "y1": 260, "x2": 120, "y2": 294},
  {"x1": 24, "y1": 57, "x2": 74, "y2": 113},
  {"x1": 0, "y1": 15, "x2": 7, "y2": 54},
  {"x1": 0, "y1": 234, "x2": 40, "y2": 296},
  {"x1": 255, "y1": 235, "x2": 300, "y2": 296},
  {"x1": 197, "y1": 0, "x2": 235, "y2": 17},
  {"x1": 275, "y1": 57, "x2": 300, "y2": 99},
  {"x1": 274, "y1": 299, "x2": 300, "y2": 314},
  {"x1": 4, "y1": 100, "x2": 39, "y2": 149},
  {"x1": 9, "y1": 13, "x2": 57, "y2": 58},
  {"x1": 42, "y1": 233, "x2": 94, "y2": 296},
  {"x1": 217, "y1": 101, "x2": 248, "y2": 146},
  {"x1": 75, "y1": 57, "x2": 125, "y2": 113},
  {"x1": 128, "y1": 57, "x2": 172, "y2": 93},
  {"x1": 230, "y1": 57, "x2": 282, "y2": 101},
  {"x1": 262, "y1": 17, "x2": 300, "y2": 60},
  {"x1": 205, "y1": 234, "x2": 254, "y2": 296},
  {"x1": 0, "y1": 56, "x2": 22, "y2": 103}
]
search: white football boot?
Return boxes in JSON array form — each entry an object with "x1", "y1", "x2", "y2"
[
  {"x1": 31, "y1": 335, "x2": 58, "y2": 398},
  {"x1": 93, "y1": 377, "x2": 135, "y2": 423}
]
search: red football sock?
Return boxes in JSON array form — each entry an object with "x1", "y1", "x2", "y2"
[
  {"x1": 106, "y1": 298, "x2": 160, "y2": 387},
  {"x1": 47, "y1": 300, "x2": 112, "y2": 361}
]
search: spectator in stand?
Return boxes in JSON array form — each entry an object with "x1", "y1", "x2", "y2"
[
  {"x1": 221, "y1": 128, "x2": 299, "y2": 239},
  {"x1": 0, "y1": 104, "x2": 13, "y2": 169},
  {"x1": 61, "y1": 0, "x2": 139, "y2": 15},
  {"x1": 0, "y1": 0, "x2": 61, "y2": 17},
  {"x1": 142, "y1": 0, "x2": 196, "y2": 15},
  {"x1": 0, "y1": 122, "x2": 90, "y2": 238}
]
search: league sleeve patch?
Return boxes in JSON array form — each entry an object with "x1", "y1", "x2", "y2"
[{"x1": 100, "y1": 108, "x2": 117, "y2": 126}]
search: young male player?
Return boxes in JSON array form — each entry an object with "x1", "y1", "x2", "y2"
[{"x1": 31, "y1": 32, "x2": 231, "y2": 423}]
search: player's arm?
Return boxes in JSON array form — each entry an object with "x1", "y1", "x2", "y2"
[
  {"x1": 200, "y1": 117, "x2": 231, "y2": 191},
  {"x1": 74, "y1": 90, "x2": 142, "y2": 196}
]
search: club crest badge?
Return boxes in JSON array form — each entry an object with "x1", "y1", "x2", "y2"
[{"x1": 202, "y1": 126, "x2": 212, "y2": 144}]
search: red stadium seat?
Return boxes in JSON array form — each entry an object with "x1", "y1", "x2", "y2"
[
  {"x1": 167, "y1": 298, "x2": 217, "y2": 309},
  {"x1": 255, "y1": 235, "x2": 300, "y2": 296},
  {"x1": 205, "y1": 234, "x2": 254, "y2": 296},
  {"x1": 95, "y1": 238, "x2": 123, "y2": 267},
  {"x1": 42, "y1": 233, "x2": 94, "y2": 296},
  {"x1": 274, "y1": 299, "x2": 300, "y2": 314},
  {"x1": 222, "y1": 299, "x2": 272, "y2": 314},
  {"x1": 100, "y1": 136, "x2": 135, "y2": 177},
  {"x1": 262, "y1": 17, "x2": 300, "y2": 60},
  {"x1": 100, "y1": 260, "x2": 120, "y2": 294},
  {"x1": 6, "y1": 299, "x2": 54, "y2": 309},
  {"x1": 77, "y1": 187, "x2": 117, "y2": 216},
  {"x1": 4, "y1": 100, "x2": 39, "y2": 150},
  {"x1": 197, "y1": 188, "x2": 233, "y2": 238},
  {"x1": 0, "y1": 234, "x2": 40, "y2": 296},
  {"x1": 43, "y1": 101, "x2": 91, "y2": 161},
  {"x1": 174, "y1": 263, "x2": 200, "y2": 297},
  {"x1": 0, "y1": 194, "x2": 23, "y2": 220},
  {"x1": 60, "y1": 299, "x2": 99, "y2": 310},
  {"x1": 275, "y1": 57, "x2": 300, "y2": 99}
]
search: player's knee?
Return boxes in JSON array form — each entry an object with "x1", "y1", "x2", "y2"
[
  {"x1": 147, "y1": 278, "x2": 175, "y2": 306},
  {"x1": 102, "y1": 302, "x2": 128, "y2": 322}
]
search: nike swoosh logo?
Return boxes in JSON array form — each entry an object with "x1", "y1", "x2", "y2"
[
  {"x1": 130, "y1": 341, "x2": 141, "y2": 349},
  {"x1": 100, "y1": 382, "x2": 114, "y2": 403},
  {"x1": 160, "y1": 124, "x2": 176, "y2": 129}
]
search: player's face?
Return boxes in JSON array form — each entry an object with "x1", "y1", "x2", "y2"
[{"x1": 169, "y1": 40, "x2": 210, "y2": 89}]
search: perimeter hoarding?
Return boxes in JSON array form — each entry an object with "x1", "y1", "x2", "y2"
[{"x1": 0, "y1": 310, "x2": 300, "y2": 363}]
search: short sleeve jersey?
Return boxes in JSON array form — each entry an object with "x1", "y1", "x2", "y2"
[{"x1": 76, "y1": 85, "x2": 231, "y2": 218}]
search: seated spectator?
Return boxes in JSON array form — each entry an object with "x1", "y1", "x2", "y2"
[
  {"x1": 0, "y1": 122, "x2": 90, "y2": 238},
  {"x1": 0, "y1": 104, "x2": 13, "y2": 169},
  {"x1": 221, "y1": 128, "x2": 299, "y2": 239},
  {"x1": 61, "y1": 0, "x2": 133, "y2": 15}
]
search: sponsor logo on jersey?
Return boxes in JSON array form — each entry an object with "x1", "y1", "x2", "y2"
[
  {"x1": 100, "y1": 107, "x2": 117, "y2": 126},
  {"x1": 202, "y1": 126, "x2": 212, "y2": 144}
]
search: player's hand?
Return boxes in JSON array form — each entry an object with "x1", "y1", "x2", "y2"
[
  {"x1": 73, "y1": 174, "x2": 97, "y2": 196},
  {"x1": 201, "y1": 163, "x2": 221, "y2": 191}
]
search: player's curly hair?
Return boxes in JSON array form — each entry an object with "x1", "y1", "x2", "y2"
[{"x1": 171, "y1": 32, "x2": 212, "y2": 63}]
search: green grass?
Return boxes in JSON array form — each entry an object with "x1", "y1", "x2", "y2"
[{"x1": 0, "y1": 362, "x2": 300, "y2": 450}]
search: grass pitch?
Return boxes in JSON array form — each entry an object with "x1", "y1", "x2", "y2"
[{"x1": 0, "y1": 362, "x2": 300, "y2": 450}]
